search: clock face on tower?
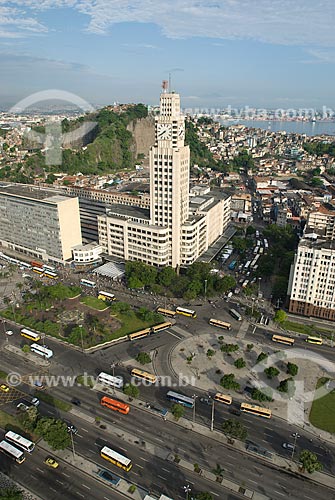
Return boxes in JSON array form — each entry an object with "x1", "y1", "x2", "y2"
[
  {"x1": 178, "y1": 124, "x2": 184, "y2": 139},
  {"x1": 157, "y1": 123, "x2": 172, "y2": 140}
]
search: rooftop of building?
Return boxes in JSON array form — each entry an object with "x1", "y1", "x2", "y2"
[
  {"x1": 300, "y1": 233, "x2": 335, "y2": 250},
  {"x1": 0, "y1": 183, "x2": 72, "y2": 203},
  {"x1": 72, "y1": 242, "x2": 102, "y2": 251},
  {"x1": 105, "y1": 204, "x2": 150, "y2": 220}
]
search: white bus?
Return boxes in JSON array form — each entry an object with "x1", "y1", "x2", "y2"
[
  {"x1": 30, "y1": 343, "x2": 53, "y2": 359},
  {"x1": 80, "y1": 278, "x2": 96, "y2": 288},
  {"x1": 19, "y1": 261, "x2": 32, "y2": 269},
  {"x1": 97, "y1": 372, "x2": 124, "y2": 389},
  {"x1": 5, "y1": 431, "x2": 35, "y2": 453},
  {"x1": 43, "y1": 264, "x2": 56, "y2": 272},
  {"x1": 21, "y1": 328, "x2": 41, "y2": 342},
  {"x1": 100, "y1": 446, "x2": 132, "y2": 471},
  {"x1": 229, "y1": 308, "x2": 242, "y2": 321},
  {"x1": 244, "y1": 261, "x2": 251, "y2": 270},
  {"x1": 0, "y1": 440, "x2": 25, "y2": 464}
]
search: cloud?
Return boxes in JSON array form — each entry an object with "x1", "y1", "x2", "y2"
[
  {"x1": 302, "y1": 49, "x2": 335, "y2": 64},
  {"x1": 122, "y1": 43, "x2": 159, "y2": 49},
  {"x1": 0, "y1": 4, "x2": 48, "y2": 38},
  {"x1": 1, "y1": 1, "x2": 335, "y2": 49},
  {"x1": 74, "y1": 0, "x2": 335, "y2": 47}
]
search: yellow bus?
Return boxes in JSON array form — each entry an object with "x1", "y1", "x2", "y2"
[
  {"x1": 131, "y1": 368, "x2": 157, "y2": 384},
  {"x1": 306, "y1": 336, "x2": 323, "y2": 345},
  {"x1": 214, "y1": 393, "x2": 232, "y2": 405},
  {"x1": 271, "y1": 334, "x2": 295, "y2": 346},
  {"x1": 175, "y1": 306, "x2": 197, "y2": 318},
  {"x1": 209, "y1": 318, "x2": 232, "y2": 331},
  {"x1": 100, "y1": 446, "x2": 132, "y2": 471},
  {"x1": 156, "y1": 307, "x2": 177, "y2": 318},
  {"x1": 98, "y1": 291, "x2": 116, "y2": 301},
  {"x1": 240, "y1": 403, "x2": 272, "y2": 419},
  {"x1": 128, "y1": 328, "x2": 151, "y2": 341},
  {"x1": 151, "y1": 321, "x2": 172, "y2": 333},
  {"x1": 32, "y1": 266, "x2": 44, "y2": 275},
  {"x1": 20, "y1": 328, "x2": 41, "y2": 342}
]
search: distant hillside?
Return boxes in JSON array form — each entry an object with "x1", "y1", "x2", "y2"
[{"x1": 11, "y1": 104, "x2": 150, "y2": 181}]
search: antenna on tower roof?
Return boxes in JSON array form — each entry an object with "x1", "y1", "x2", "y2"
[{"x1": 169, "y1": 72, "x2": 171, "y2": 92}]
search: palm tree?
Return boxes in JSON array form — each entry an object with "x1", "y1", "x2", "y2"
[{"x1": 212, "y1": 463, "x2": 224, "y2": 482}]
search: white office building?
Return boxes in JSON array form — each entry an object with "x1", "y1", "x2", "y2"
[{"x1": 98, "y1": 86, "x2": 230, "y2": 268}]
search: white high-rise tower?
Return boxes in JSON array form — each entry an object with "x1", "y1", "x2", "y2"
[
  {"x1": 97, "y1": 83, "x2": 231, "y2": 268},
  {"x1": 149, "y1": 81, "x2": 190, "y2": 267}
]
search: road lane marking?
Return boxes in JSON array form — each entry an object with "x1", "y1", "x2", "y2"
[
  {"x1": 210, "y1": 493, "x2": 219, "y2": 497},
  {"x1": 137, "y1": 464, "x2": 144, "y2": 469},
  {"x1": 80, "y1": 427, "x2": 89, "y2": 432},
  {"x1": 49, "y1": 487, "x2": 57, "y2": 493},
  {"x1": 62, "y1": 472, "x2": 70, "y2": 478},
  {"x1": 162, "y1": 467, "x2": 170, "y2": 472},
  {"x1": 274, "y1": 491, "x2": 286, "y2": 496},
  {"x1": 168, "y1": 331, "x2": 182, "y2": 339},
  {"x1": 82, "y1": 484, "x2": 91, "y2": 490},
  {"x1": 56, "y1": 480, "x2": 64, "y2": 485},
  {"x1": 36, "y1": 467, "x2": 44, "y2": 473},
  {"x1": 158, "y1": 475, "x2": 167, "y2": 480},
  {"x1": 76, "y1": 492, "x2": 85, "y2": 498}
]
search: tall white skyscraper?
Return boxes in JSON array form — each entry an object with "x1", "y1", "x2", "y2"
[
  {"x1": 150, "y1": 87, "x2": 190, "y2": 267},
  {"x1": 98, "y1": 84, "x2": 231, "y2": 268}
]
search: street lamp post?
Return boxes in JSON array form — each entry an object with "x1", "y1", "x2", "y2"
[
  {"x1": 79, "y1": 324, "x2": 84, "y2": 353},
  {"x1": 1, "y1": 318, "x2": 8, "y2": 343},
  {"x1": 192, "y1": 395, "x2": 198, "y2": 423},
  {"x1": 110, "y1": 362, "x2": 116, "y2": 395},
  {"x1": 258, "y1": 277, "x2": 262, "y2": 297},
  {"x1": 183, "y1": 484, "x2": 191, "y2": 500},
  {"x1": 291, "y1": 432, "x2": 300, "y2": 461},
  {"x1": 204, "y1": 279, "x2": 207, "y2": 302},
  {"x1": 70, "y1": 430, "x2": 76, "y2": 460},
  {"x1": 209, "y1": 396, "x2": 215, "y2": 432}
]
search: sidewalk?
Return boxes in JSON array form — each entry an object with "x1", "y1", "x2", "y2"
[{"x1": 3, "y1": 343, "x2": 50, "y2": 367}]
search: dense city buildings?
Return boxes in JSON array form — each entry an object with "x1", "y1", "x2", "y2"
[
  {"x1": 288, "y1": 206, "x2": 335, "y2": 320},
  {"x1": 0, "y1": 184, "x2": 82, "y2": 264},
  {"x1": 97, "y1": 87, "x2": 231, "y2": 268}
]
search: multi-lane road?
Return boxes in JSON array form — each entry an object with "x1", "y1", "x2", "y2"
[{"x1": 1, "y1": 306, "x2": 335, "y2": 499}]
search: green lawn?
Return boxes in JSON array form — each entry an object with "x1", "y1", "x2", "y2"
[
  {"x1": 282, "y1": 320, "x2": 333, "y2": 339},
  {"x1": 0, "y1": 370, "x2": 8, "y2": 379},
  {"x1": 37, "y1": 392, "x2": 72, "y2": 412},
  {"x1": 80, "y1": 296, "x2": 108, "y2": 311},
  {"x1": 0, "y1": 409, "x2": 27, "y2": 432},
  {"x1": 111, "y1": 312, "x2": 155, "y2": 338},
  {"x1": 309, "y1": 378, "x2": 335, "y2": 434}
]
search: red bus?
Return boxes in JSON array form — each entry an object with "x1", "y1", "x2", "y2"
[
  {"x1": 100, "y1": 396, "x2": 130, "y2": 415},
  {"x1": 31, "y1": 260, "x2": 43, "y2": 269}
]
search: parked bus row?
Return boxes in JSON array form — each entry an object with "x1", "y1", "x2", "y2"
[
  {"x1": 128, "y1": 321, "x2": 172, "y2": 341},
  {"x1": 166, "y1": 391, "x2": 272, "y2": 418},
  {"x1": 0, "y1": 431, "x2": 36, "y2": 464},
  {"x1": 272, "y1": 334, "x2": 323, "y2": 346},
  {"x1": 20, "y1": 329, "x2": 54, "y2": 358}
]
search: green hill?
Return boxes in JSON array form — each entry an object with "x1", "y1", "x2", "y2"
[{"x1": 1, "y1": 104, "x2": 148, "y2": 183}]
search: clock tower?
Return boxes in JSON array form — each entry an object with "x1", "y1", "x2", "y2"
[{"x1": 149, "y1": 82, "x2": 190, "y2": 268}]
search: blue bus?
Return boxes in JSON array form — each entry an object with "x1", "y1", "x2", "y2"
[
  {"x1": 228, "y1": 260, "x2": 237, "y2": 270},
  {"x1": 166, "y1": 391, "x2": 194, "y2": 408}
]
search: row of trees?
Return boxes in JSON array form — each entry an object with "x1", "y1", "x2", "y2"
[{"x1": 125, "y1": 261, "x2": 236, "y2": 300}]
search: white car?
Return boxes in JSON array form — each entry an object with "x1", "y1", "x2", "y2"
[{"x1": 5, "y1": 330, "x2": 13, "y2": 336}]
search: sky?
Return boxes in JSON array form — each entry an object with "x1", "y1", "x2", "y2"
[{"x1": 0, "y1": 0, "x2": 335, "y2": 110}]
